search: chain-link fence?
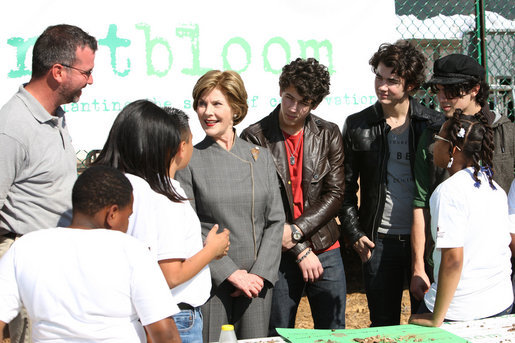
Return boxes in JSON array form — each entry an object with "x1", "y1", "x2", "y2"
[
  {"x1": 75, "y1": 1, "x2": 514, "y2": 169},
  {"x1": 396, "y1": 0, "x2": 514, "y2": 119}
]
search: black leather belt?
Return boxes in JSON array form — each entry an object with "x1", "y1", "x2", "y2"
[
  {"x1": 177, "y1": 302, "x2": 194, "y2": 310},
  {"x1": 377, "y1": 233, "x2": 410, "y2": 241}
]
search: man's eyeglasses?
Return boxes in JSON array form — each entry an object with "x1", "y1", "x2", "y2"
[
  {"x1": 60, "y1": 64, "x2": 93, "y2": 78},
  {"x1": 434, "y1": 134, "x2": 462, "y2": 151}
]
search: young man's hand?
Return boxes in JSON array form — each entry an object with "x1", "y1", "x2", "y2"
[
  {"x1": 353, "y1": 236, "x2": 375, "y2": 262},
  {"x1": 410, "y1": 271, "x2": 430, "y2": 300},
  {"x1": 297, "y1": 248, "x2": 323, "y2": 282},
  {"x1": 282, "y1": 223, "x2": 302, "y2": 251}
]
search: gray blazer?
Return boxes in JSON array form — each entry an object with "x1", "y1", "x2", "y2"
[{"x1": 176, "y1": 135, "x2": 285, "y2": 287}]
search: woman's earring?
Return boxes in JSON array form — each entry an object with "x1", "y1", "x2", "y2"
[{"x1": 447, "y1": 156, "x2": 454, "y2": 168}]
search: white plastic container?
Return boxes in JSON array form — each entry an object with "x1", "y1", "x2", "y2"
[{"x1": 219, "y1": 324, "x2": 238, "y2": 343}]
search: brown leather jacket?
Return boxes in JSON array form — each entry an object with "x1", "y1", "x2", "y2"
[{"x1": 240, "y1": 105, "x2": 344, "y2": 255}]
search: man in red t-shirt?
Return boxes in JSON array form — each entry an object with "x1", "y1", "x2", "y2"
[{"x1": 241, "y1": 58, "x2": 346, "y2": 335}]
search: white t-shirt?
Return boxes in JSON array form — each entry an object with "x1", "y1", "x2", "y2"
[
  {"x1": 509, "y1": 179, "x2": 515, "y2": 234},
  {"x1": 509, "y1": 179, "x2": 515, "y2": 297},
  {"x1": 0, "y1": 228, "x2": 179, "y2": 343},
  {"x1": 425, "y1": 168, "x2": 513, "y2": 320},
  {"x1": 126, "y1": 174, "x2": 211, "y2": 307},
  {"x1": 126, "y1": 174, "x2": 177, "y2": 261}
]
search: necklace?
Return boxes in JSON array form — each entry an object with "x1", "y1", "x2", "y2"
[{"x1": 283, "y1": 129, "x2": 304, "y2": 165}]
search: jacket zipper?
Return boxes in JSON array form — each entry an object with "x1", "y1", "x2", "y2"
[{"x1": 371, "y1": 121, "x2": 388, "y2": 240}]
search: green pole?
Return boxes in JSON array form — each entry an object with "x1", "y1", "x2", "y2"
[{"x1": 475, "y1": 0, "x2": 488, "y2": 76}]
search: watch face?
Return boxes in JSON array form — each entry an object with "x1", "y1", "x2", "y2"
[{"x1": 293, "y1": 231, "x2": 302, "y2": 241}]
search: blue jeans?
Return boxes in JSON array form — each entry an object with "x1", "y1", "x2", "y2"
[
  {"x1": 172, "y1": 307, "x2": 203, "y2": 343},
  {"x1": 269, "y1": 248, "x2": 347, "y2": 336},
  {"x1": 363, "y1": 235, "x2": 418, "y2": 327}
]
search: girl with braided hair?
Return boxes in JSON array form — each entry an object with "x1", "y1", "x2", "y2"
[{"x1": 410, "y1": 110, "x2": 513, "y2": 327}]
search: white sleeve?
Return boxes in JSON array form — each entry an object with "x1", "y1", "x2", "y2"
[
  {"x1": 508, "y1": 180, "x2": 515, "y2": 234},
  {"x1": 0, "y1": 242, "x2": 22, "y2": 323},
  {"x1": 432, "y1": 188, "x2": 467, "y2": 248},
  {"x1": 156, "y1": 198, "x2": 190, "y2": 260},
  {"x1": 129, "y1": 241, "x2": 179, "y2": 326}
]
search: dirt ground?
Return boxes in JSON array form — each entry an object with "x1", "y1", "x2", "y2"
[
  {"x1": 295, "y1": 289, "x2": 411, "y2": 330},
  {"x1": 294, "y1": 246, "x2": 411, "y2": 330}
]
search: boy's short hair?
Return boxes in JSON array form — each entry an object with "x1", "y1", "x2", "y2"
[
  {"x1": 369, "y1": 40, "x2": 426, "y2": 91},
  {"x1": 279, "y1": 58, "x2": 330, "y2": 107},
  {"x1": 163, "y1": 107, "x2": 190, "y2": 142},
  {"x1": 72, "y1": 165, "x2": 133, "y2": 216},
  {"x1": 427, "y1": 54, "x2": 489, "y2": 107}
]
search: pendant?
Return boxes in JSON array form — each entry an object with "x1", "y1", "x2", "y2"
[{"x1": 290, "y1": 155, "x2": 295, "y2": 165}]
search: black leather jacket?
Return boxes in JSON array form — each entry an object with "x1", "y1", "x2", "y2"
[
  {"x1": 339, "y1": 98, "x2": 443, "y2": 245},
  {"x1": 241, "y1": 105, "x2": 344, "y2": 255}
]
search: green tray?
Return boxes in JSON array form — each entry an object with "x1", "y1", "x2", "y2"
[{"x1": 277, "y1": 324, "x2": 468, "y2": 343}]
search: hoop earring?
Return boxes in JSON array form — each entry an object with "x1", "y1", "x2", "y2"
[{"x1": 447, "y1": 156, "x2": 454, "y2": 168}]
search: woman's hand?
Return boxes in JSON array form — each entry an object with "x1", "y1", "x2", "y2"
[
  {"x1": 246, "y1": 273, "x2": 264, "y2": 297},
  {"x1": 204, "y1": 224, "x2": 230, "y2": 259},
  {"x1": 227, "y1": 270, "x2": 253, "y2": 298},
  {"x1": 227, "y1": 270, "x2": 264, "y2": 298}
]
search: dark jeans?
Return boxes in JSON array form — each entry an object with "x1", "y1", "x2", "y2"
[
  {"x1": 269, "y1": 248, "x2": 347, "y2": 336},
  {"x1": 363, "y1": 235, "x2": 419, "y2": 327}
]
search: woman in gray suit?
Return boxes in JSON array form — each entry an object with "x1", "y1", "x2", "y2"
[{"x1": 176, "y1": 70, "x2": 284, "y2": 342}]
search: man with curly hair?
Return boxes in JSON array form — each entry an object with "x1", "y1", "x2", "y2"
[
  {"x1": 339, "y1": 40, "x2": 443, "y2": 327},
  {"x1": 241, "y1": 58, "x2": 346, "y2": 334}
]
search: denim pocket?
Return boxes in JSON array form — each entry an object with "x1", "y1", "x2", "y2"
[{"x1": 173, "y1": 309, "x2": 194, "y2": 331}]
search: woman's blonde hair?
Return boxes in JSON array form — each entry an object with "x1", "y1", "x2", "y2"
[{"x1": 192, "y1": 70, "x2": 248, "y2": 125}]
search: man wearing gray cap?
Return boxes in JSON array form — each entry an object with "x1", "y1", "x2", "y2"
[{"x1": 410, "y1": 53, "x2": 515, "y2": 302}]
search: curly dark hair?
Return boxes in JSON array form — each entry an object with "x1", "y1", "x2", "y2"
[
  {"x1": 279, "y1": 58, "x2": 330, "y2": 107},
  {"x1": 72, "y1": 165, "x2": 133, "y2": 216},
  {"x1": 443, "y1": 109, "x2": 495, "y2": 188},
  {"x1": 369, "y1": 40, "x2": 426, "y2": 91},
  {"x1": 430, "y1": 79, "x2": 489, "y2": 107}
]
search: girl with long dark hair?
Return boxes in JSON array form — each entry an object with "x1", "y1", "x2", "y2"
[{"x1": 94, "y1": 100, "x2": 230, "y2": 342}]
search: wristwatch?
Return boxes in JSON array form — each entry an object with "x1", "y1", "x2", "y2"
[{"x1": 291, "y1": 224, "x2": 303, "y2": 242}]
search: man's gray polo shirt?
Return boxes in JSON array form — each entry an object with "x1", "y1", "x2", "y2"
[{"x1": 0, "y1": 85, "x2": 76, "y2": 235}]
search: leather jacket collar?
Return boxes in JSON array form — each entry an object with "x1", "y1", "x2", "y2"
[
  {"x1": 367, "y1": 98, "x2": 440, "y2": 126},
  {"x1": 259, "y1": 105, "x2": 322, "y2": 216}
]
